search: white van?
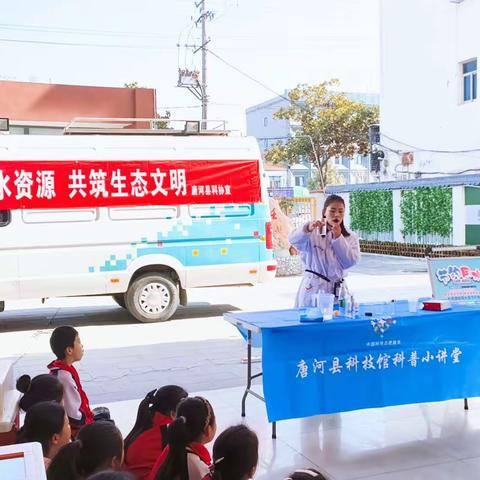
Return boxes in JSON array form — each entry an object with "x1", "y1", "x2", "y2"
[{"x1": 0, "y1": 133, "x2": 276, "y2": 322}]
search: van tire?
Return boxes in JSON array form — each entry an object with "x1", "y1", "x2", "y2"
[
  {"x1": 112, "y1": 294, "x2": 127, "y2": 309},
  {"x1": 125, "y1": 273, "x2": 179, "y2": 323}
]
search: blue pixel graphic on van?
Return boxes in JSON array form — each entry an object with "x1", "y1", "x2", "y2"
[{"x1": 91, "y1": 203, "x2": 274, "y2": 273}]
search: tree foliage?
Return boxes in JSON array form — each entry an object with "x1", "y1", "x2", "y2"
[{"x1": 265, "y1": 80, "x2": 379, "y2": 191}]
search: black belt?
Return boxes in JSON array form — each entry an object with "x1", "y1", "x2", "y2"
[{"x1": 305, "y1": 269, "x2": 330, "y2": 283}]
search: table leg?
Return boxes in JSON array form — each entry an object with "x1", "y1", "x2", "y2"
[
  {"x1": 272, "y1": 421, "x2": 277, "y2": 439},
  {"x1": 464, "y1": 398, "x2": 469, "y2": 410},
  {"x1": 241, "y1": 330, "x2": 252, "y2": 417}
]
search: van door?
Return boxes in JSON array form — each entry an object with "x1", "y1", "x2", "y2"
[
  {"x1": 17, "y1": 208, "x2": 107, "y2": 299},
  {"x1": 0, "y1": 210, "x2": 20, "y2": 300}
]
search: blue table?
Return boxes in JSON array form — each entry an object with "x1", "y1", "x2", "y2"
[{"x1": 224, "y1": 302, "x2": 480, "y2": 438}]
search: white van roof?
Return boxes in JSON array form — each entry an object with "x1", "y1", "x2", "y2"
[{"x1": 0, "y1": 134, "x2": 262, "y2": 162}]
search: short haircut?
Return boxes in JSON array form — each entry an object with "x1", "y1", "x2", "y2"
[{"x1": 50, "y1": 326, "x2": 79, "y2": 360}]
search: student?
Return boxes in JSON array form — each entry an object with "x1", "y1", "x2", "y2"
[
  {"x1": 47, "y1": 326, "x2": 94, "y2": 435},
  {"x1": 16, "y1": 374, "x2": 64, "y2": 412},
  {"x1": 18, "y1": 401, "x2": 71, "y2": 470},
  {"x1": 285, "y1": 469, "x2": 328, "y2": 480},
  {"x1": 289, "y1": 194, "x2": 360, "y2": 307},
  {"x1": 124, "y1": 385, "x2": 188, "y2": 480},
  {"x1": 87, "y1": 471, "x2": 135, "y2": 480},
  {"x1": 148, "y1": 396, "x2": 216, "y2": 480},
  {"x1": 47, "y1": 421, "x2": 124, "y2": 480},
  {"x1": 210, "y1": 425, "x2": 258, "y2": 480}
]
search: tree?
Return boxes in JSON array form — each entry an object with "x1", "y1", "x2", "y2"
[
  {"x1": 265, "y1": 80, "x2": 379, "y2": 191},
  {"x1": 124, "y1": 81, "x2": 140, "y2": 88}
]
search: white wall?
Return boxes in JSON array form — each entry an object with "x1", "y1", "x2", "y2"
[
  {"x1": 246, "y1": 97, "x2": 291, "y2": 152},
  {"x1": 380, "y1": 0, "x2": 480, "y2": 178}
]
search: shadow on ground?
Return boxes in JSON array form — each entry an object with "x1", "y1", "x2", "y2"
[{"x1": 0, "y1": 302, "x2": 240, "y2": 333}]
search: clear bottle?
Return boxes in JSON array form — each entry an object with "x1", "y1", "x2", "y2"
[
  {"x1": 352, "y1": 297, "x2": 360, "y2": 319},
  {"x1": 345, "y1": 294, "x2": 354, "y2": 318},
  {"x1": 338, "y1": 282, "x2": 347, "y2": 311}
]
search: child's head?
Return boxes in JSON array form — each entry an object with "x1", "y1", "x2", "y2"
[
  {"x1": 211, "y1": 424, "x2": 259, "y2": 480},
  {"x1": 50, "y1": 326, "x2": 83, "y2": 362},
  {"x1": 155, "y1": 396, "x2": 216, "y2": 480},
  {"x1": 286, "y1": 468, "x2": 328, "y2": 480},
  {"x1": 322, "y1": 194, "x2": 349, "y2": 237},
  {"x1": 17, "y1": 374, "x2": 63, "y2": 412},
  {"x1": 124, "y1": 385, "x2": 188, "y2": 451},
  {"x1": 86, "y1": 471, "x2": 135, "y2": 480},
  {"x1": 47, "y1": 421, "x2": 124, "y2": 480},
  {"x1": 19, "y1": 401, "x2": 71, "y2": 460}
]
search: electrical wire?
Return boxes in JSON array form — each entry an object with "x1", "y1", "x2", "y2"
[
  {"x1": 381, "y1": 132, "x2": 480, "y2": 154},
  {"x1": 0, "y1": 37, "x2": 174, "y2": 50},
  {"x1": 0, "y1": 23, "x2": 177, "y2": 39}
]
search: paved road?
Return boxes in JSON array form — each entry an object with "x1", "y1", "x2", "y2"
[{"x1": 1, "y1": 254, "x2": 430, "y2": 403}]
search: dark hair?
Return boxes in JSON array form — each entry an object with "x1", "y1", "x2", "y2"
[
  {"x1": 86, "y1": 471, "x2": 134, "y2": 480},
  {"x1": 287, "y1": 468, "x2": 328, "y2": 480},
  {"x1": 47, "y1": 422, "x2": 123, "y2": 480},
  {"x1": 17, "y1": 374, "x2": 64, "y2": 412},
  {"x1": 50, "y1": 325, "x2": 79, "y2": 360},
  {"x1": 124, "y1": 385, "x2": 188, "y2": 452},
  {"x1": 211, "y1": 425, "x2": 258, "y2": 480},
  {"x1": 18, "y1": 401, "x2": 66, "y2": 457},
  {"x1": 322, "y1": 194, "x2": 350, "y2": 237},
  {"x1": 155, "y1": 396, "x2": 216, "y2": 480}
]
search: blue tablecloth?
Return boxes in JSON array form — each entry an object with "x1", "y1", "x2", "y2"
[{"x1": 225, "y1": 303, "x2": 480, "y2": 422}]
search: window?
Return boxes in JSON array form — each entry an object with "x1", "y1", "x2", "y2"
[
  {"x1": 189, "y1": 204, "x2": 252, "y2": 218},
  {"x1": 263, "y1": 117, "x2": 268, "y2": 127},
  {"x1": 463, "y1": 59, "x2": 477, "y2": 102},
  {"x1": 109, "y1": 206, "x2": 178, "y2": 221},
  {"x1": 295, "y1": 176, "x2": 305, "y2": 187},
  {"x1": 270, "y1": 176, "x2": 282, "y2": 188},
  {"x1": 22, "y1": 208, "x2": 97, "y2": 224},
  {"x1": 0, "y1": 210, "x2": 11, "y2": 227}
]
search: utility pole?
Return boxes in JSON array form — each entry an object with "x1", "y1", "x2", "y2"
[
  {"x1": 199, "y1": 0, "x2": 208, "y2": 130},
  {"x1": 177, "y1": 1, "x2": 213, "y2": 130}
]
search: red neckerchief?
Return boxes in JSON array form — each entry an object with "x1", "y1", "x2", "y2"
[
  {"x1": 47, "y1": 359, "x2": 94, "y2": 423},
  {"x1": 187, "y1": 443, "x2": 212, "y2": 466},
  {"x1": 152, "y1": 412, "x2": 172, "y2": 428}
]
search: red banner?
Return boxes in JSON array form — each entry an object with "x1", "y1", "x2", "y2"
[{"x1": 0, "y1": 160, "x2": 261, "y2": 209}]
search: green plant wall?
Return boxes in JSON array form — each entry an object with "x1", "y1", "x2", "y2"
[
  {"x1": 400, "y1": 187, "x2": 452, "y2": 238},
  {"x1": 350, "y1": 190, "x2": 393, "y2": 234}
]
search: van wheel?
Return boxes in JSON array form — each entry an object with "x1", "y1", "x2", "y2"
[
  {"x1": 112, "y1": 294, "x2": 127, "y2": 309},
  {"x1": 0, "y1": 301, "x2": 4, "y2": 313},
  {"x1": 125, "y1": 273, "x2": 179, "y2": 323}
]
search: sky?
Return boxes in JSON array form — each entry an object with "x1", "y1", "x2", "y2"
[{"x1": 1, "y1": 0, "x2": 380, "y2": 133}]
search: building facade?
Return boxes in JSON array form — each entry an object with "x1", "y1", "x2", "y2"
[
  {"x1": 246, "y1": 91, "x2": 379, "y2": 188},
  {"x1": 380, "y1": 0, "x2": 479, "y2": 179},
  {"x1": 0, "y1": 81, "x2": 156, "y2": 135}
]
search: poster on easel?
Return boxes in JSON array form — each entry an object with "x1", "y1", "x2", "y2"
[{"x1": 427, "y1": 256, "x2": 480, "y2": 303}]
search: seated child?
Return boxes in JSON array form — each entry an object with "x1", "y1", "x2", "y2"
[
  {"x1": 47, "y1": 326, "x2": 94, "y2": 436},
  {"x1": 285, "y1": 469, "x2": 328, "y2": 480},
  {"x1": 210, "y1": 424, "x2": 258, "y2": 480},
  {"x1": 124, "y1": 385, "x2": 188, "y2": 480},
  {"x1": 16, "y1": 374, "x2": 64, "y2": 412},
  {"x1": 148, "y1": 396, "x2": 216, "y2": 480},
  {"x1": 18, "y1": 401, "x2": 71, "y2": 470},
  {"x1": 47, "y1": 421, "x2": 123, "y2": 480}
]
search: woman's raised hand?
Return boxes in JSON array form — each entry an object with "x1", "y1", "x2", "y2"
[{"x1": 307, "y1": 219, "x2": 325, "y2": 232}]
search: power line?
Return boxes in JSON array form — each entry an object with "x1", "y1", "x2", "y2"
[
  {"x1": 207, "y1": 48, "x2": 293, "y2": 104},
  {"x1": 381, "y1": 132, "x2": 480, "y2": 154},
  {"x1": 0, "y1": 23, "x2": 176, "y2": 39},
  {"x1": 0, "y1": 37, "x2": 174, "y2": 50}
]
